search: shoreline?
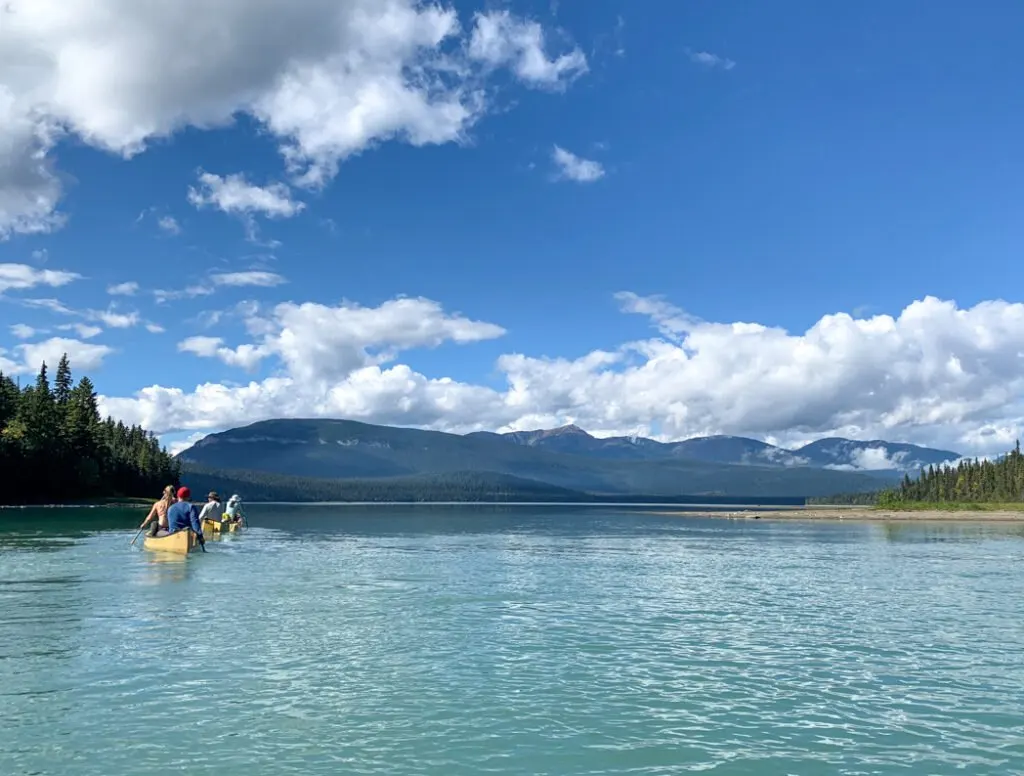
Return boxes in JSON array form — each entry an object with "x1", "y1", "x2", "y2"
[
  {"x1": 2, "y1": 502, "x2": 1023, "y2": 522},
  {"x1": 652, "y1": 507, "x2": 1024, "y2": 522}
]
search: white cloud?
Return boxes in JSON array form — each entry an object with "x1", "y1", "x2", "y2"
[
  {"x1": 146, "y1": 323, "x2": 165, "y2": 334},
  {"x1": 107, "y1": 281, "x2": 139, "y2": 296},
  {"x1": 469, "y1": 11, "x2": 588, "y2": 89},
  {"x1": 0, "y1": 350, "x2": 18, "y2": 374},
  {"x1": 57, "y1": 323, "x2": 103, "y2": 339},
  {"x1": 20, "y1": 298, "x2": 75, "y2": 315},
  {"x1": 0, "y1": 106, "x2": 66, "y2": 238},
  {"x1": 97, "y1": 293, "x2": 1024, "y2": 458},
  {"x1": 157, "y1": 215, "x2": 181, "y2": 235},
  {"x1": 18, "y1": 337, "x2": 114, "y2": 374},
  {"x1": 14, "y1": 295, "x2": 159, "y2": 333},
  {"x1": 153, "y1": 271, "x2": 285, "y2": 304},
  {"x1": 825, "y1": 447, "x2": 909, "y2": 472},
  {"x1": 551, "y1": 146, "x2": 605, "y2": 183},
  {"x1": 210, "y1": 271, "x2": 287, "y2": 288},
  {"x1": 687, "y1": 49, "x2": 736, "y2": 70},
  {"x1": 188, "y1": 173, "x2": 304, "y2": 219},
  {"x1": 87, "y1": 308, "x2": 140, "y2": 329},
  {"x1": 154, "y1": 286, "x2": 213, "y2": 304},
  {"x1": 178, "y1": 336, "x2": 268, "y2": 371},
  {"x1": 0, "y1": 263, "x2": 81, "y2": 294},
  {"x1": 166, "y1": 431, "x2": 209, "y2": 457},
  {"x1": 173, "y1": 296, "x2": 505, "y2": 379},
  {"x1": 614, "y1": 291, "x2": 701, "y2": 338},
  {"x1": 0, "y1": 1, "x2": 587, "y2": 233},
  {"x1": 10, "y1": 323, "x2": 37, "y2": 339}
]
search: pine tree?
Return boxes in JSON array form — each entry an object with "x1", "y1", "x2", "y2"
[
  {"x1": 0, "y1": 354, "x2": 179, "y2": 505},
  {"x1": 54, "y1": 354, "x2": 73, "y2": 407}
]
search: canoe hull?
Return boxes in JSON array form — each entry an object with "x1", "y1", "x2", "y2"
[
  {"x1": 202, "y1": 518, "x2": 240, "y2": 533},
  {"x1": 143, "y1": 530, "x2": 198, "y2": 555}
]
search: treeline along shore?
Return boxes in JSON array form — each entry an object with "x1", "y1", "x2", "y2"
[
  {"x1": 0, "y1": 356, "x2": 180, "y2": 505},
  {"x1": 809, "y1": 442, "x2": 1024, "y2": 511}
]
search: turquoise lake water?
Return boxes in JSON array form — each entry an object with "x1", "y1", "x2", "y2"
[{"x1": 2, "y1": 505, "x2": 1024, "y2": 775}]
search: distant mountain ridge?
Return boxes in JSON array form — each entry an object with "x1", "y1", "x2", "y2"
[
  {"x1": 174, "y1": 418, "x2": 953, "y2": 500},
  {"x1": 473, "y1": 424, "x2": 960, "y2": 472}
]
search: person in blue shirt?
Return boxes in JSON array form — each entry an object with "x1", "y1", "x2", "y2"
[{"x1": 166, "y1": 486, "x2": 205, "y2": 548}]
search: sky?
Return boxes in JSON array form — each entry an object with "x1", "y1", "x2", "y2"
[{"x1": 2, "y1": 0, "x2": 1024, "y2": 461}]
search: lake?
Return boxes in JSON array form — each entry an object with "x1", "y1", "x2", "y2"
[{"x1": 2, "y1": 504, "x2": 1024, "y2": 775}]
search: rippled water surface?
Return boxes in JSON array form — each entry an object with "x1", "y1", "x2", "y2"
[{"x1": 3, "y1": 505, "x2": 1024, "y2": 775}]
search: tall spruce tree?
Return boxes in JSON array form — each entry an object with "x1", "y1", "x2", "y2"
[
  {"x1": 54, "y1": 354, "x2": 73, "y2": 407},
  {"x1": 0, "y1": 354, "x2": 180, "y2": 505}
]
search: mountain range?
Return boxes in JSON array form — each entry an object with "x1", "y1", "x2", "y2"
[
  {"x1": 483, "y1": 424, "x2": 960, "y2": 471},
  {"x1": 176, "y1": 419, "x2": 962, "y2": 501}
]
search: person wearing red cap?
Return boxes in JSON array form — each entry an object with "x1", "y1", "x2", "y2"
[{"x1": 165, "y1": 486, "x2": 205, "y2": 546}]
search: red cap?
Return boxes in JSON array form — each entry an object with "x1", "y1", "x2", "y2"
[{"x1": 177, "y1": 486, "x2": 191, "y2": 500}]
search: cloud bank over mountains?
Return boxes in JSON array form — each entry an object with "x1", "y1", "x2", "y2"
[{"x1": 79, "y1": 287, "x2": 1024, "y2": 459}]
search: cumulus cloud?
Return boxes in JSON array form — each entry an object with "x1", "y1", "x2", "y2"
[
  {"x1": 0, "y1": 263, "x2": 81, "y2": 294},
  {"x1": 178, "y1": 336, "x2": 267, "y2": 371},
  {"x1": 107, "y1": 281, "x2": 139, "y2": 296},
  {"x1": 17, "y1": 337, "x2": 114, "y2": 374},
  {"x1": 166, "y1": 432, "x2": 209, "y2": 457},
  {"x1": 88, "y1": 309, "x2": 140, "y2": 329},
  {"x1": 686, "y1": 49, "x2": 736, "y2": 70},
  {"x1": 188, "y1": 173, "x2": 304, "y2": 219},
  {"x1": 57, "y1": 323, "x2": 103, "y2": 339},
  {"x1": 173, "y1": 296, "x2": 505, "y2": 379},
  {"x1": 551, "y1": 146, "x2": 605, "y2": 183},
  {"x1": 0, "y1": 1, "x2": 588, "y2": 233},
  {"x1": 98, "y1": 293, "x2": 1024, "y2": 458},
  {"x1": 469, "y1": 11, "x2": 588, "y2": 89},
  {"x1": 9, "y1": 323, "x2": 37, "y2": 339}
]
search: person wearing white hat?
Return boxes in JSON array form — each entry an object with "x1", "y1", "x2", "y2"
[{"x1": 225, "y1": 494, "x2": 246, "y2": 527}]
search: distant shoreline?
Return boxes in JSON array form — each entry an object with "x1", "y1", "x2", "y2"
[
  {"x1": 652, "y1": 507, "x2": 1024, "y2": 522},
  {"x1": 3, "y1": 502, "x2": 1024, "y2": 522}
]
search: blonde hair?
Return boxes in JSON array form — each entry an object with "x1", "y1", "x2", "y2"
[{"x1": 161, "y1": 485, "x2": 176, "y2": 504}]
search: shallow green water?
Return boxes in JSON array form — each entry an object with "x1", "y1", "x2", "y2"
[{"x1": 2, "y1": 505, "x2": 1024, "y2": 775}]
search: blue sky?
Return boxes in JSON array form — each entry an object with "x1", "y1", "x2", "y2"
[{"x1": 2, "y1": 0, "x2": 1024, "y2": 460}]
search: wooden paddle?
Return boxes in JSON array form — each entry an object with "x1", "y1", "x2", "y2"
[{"x1": 129, "y1": 525, "x2": 145, "y2": 546}]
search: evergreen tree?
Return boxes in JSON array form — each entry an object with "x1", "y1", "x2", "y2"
[
  {"x1": 0, "y1": 355, "x2": 179, "y2": 505},
  {"x1": 812, "y1": 442, "x2": 1024, "y2": 507},
  {"x1": 54, "y1": 354, "x2": 73, "y2": 407},
  {"x1": 872, "y1": 441, "x2": 1024, "y2": 507}
]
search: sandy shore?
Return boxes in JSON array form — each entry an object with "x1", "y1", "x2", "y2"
[{"x1": 652, "y1": 507, "x2": 1024, "y2": 522}]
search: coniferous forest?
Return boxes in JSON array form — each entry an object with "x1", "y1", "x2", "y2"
[
  {"x1": 0, "y1": 355, "x2": 180, "y2": 505},
  {"x1": 811, "y1": 442, "x2": 1024, "y2": 507},
  {"x1": 875, "y1": 442, "x2": 1024, "y2": 506}
]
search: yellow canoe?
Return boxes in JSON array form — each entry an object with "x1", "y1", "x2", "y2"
[
  {"x1": 142, "y1": 530, "x2": 200, "y2": 555},
  {"x1": 202, "y1": 518, "x2": 240, "y2": 533}
]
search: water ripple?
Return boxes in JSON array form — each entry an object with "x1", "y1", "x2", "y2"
[{"x1": 1, "y1": 509, "x2": 1024, "y2": 774}]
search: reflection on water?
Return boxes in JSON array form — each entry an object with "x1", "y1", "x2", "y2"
[
  {"x1": 878, "y1": 520, "x2": 1024, "y2": 543},
  {"x1": 140, "y1": 552, "x2": 192, "y2": 584},
  {"x1": 1, "y1": 505, "x2": 1023, "y2": 775}
]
